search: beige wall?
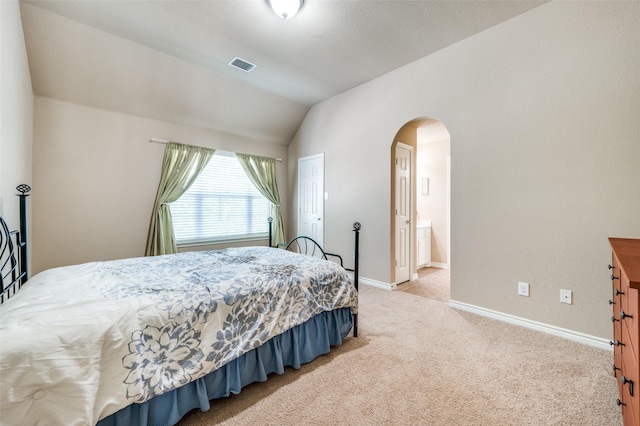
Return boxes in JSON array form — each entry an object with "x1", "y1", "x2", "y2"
[
  {"x1": 32, "y1": 97, "x2": 288, "y2": 273},
  {"x1": 288, "y1": 2, "x2": 640, "y2": 339},
  {"x1": 0, "y1": 0, "x2": 33, "y2": 233},
  {"x1": 417, "y1": 137, "x2": 450, "y2": 266}
]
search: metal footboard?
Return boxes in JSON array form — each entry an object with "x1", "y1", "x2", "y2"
[{"x1": 268, "y1": 217, "x2": 361, "y2": 337}]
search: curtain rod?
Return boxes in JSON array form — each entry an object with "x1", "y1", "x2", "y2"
[{"x1": 149, "y1": 138, "x2": 282, "y2": 162}]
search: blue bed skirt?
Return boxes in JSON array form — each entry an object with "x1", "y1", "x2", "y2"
[{"x1": 97, "y1": 308, "x2": 353, "y2": 426}]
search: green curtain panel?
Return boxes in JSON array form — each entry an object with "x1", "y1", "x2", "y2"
[
  {"x1": 236, "y1": 153, "x2": 286, "y2": 246},
  {"x1": 145, "y1": 142, "x2": 215, "y2": 256}
]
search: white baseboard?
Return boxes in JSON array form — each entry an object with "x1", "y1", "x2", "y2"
[
  {"x1": 449, "y1": 300, "x2": 612, "y2": 350},
  {"x1": 417, "y1": 262, "x2": 449, "y2": 270},
  {"x1": 359, "y1": 276, "x2": 395, "y2": 290}
]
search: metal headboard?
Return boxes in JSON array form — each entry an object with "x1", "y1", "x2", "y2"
[{"x1": 0, "y1": 185, "x2": 31, "y2": 303}]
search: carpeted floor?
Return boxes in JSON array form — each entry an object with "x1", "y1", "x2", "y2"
[
  {"x1": 396, "y1": 267, "x2": 450, "y2": 302},
  {"x1": 178, "y1": 276, "x2": 621, "y2": 426}
]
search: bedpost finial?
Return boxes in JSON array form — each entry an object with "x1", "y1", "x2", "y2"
[
  {"x1": 16, "y1": 184, "x2": 31, "y2": 195},
  {"x1": 353, "y1": 222, "x2": 361, "y2": 231}
]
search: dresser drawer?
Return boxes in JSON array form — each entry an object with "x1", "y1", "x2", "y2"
[
  {"x1": 621, "y1": 341, "x2": 639, "y2": 426},
  {"x1": 615, "y1": 343, "x2": 624, "y2": 395},
  {"x1": 622, "y1": 285, "x2": 640, "y2": 361}
]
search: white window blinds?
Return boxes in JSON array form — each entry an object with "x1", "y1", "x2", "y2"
[{"x1": 170, "y1": 153, "x2": 271, "y2": 244}]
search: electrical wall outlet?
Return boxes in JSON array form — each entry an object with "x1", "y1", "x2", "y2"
[
  {"x1": 560, "y1": 289, "x2": 573, "y2": 304},
  {"x1": 518, "y1": 281, "x2": 530, "y2": 297}
]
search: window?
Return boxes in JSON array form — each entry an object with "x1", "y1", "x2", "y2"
[{"x1": 170, "y1": 152, "x2": 271, "y2": 245}]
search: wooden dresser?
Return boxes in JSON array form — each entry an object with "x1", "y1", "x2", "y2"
[{"x1": 609, "y1": 238, "x2": 640, "y2": 425}]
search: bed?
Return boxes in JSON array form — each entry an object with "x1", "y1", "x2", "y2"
[{"x1": 0, "y1": 187, "x2": 360, "y2": 426}]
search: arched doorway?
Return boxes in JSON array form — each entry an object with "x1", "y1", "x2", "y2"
[{"x1": 390, "y1": 118, "x2": 451, "y2": 292}]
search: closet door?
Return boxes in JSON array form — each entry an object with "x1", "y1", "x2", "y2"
[{"x1": 298, "y1": 154, "x2": 324, "y2": 247}]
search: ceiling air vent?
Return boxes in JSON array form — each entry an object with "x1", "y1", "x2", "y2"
[{"x1": 228, "y1": 57, "x2": 256, "y2": 72}]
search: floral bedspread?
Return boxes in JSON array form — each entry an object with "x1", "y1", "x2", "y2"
[{"x1": 0, "y1": 247, "x2": 357, "y2": 426}]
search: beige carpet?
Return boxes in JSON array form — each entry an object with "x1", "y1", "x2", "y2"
[
  {"x1": 396, "y1": 267, "x2": 451, "y2": 303},
  {"x1": 179, "y1": 285, "x2": 621, "y2": 426}
]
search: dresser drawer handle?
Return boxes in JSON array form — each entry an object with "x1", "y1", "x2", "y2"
[
  {"x1": 617, "y1": 398, "x2": 626, "y2": 407},
  {"x1": 609, "y1": 300, "x2": 615, "y2": 305},
  {"x1": 615, "y1": 289, "x2": 625, "y2": 296},
  {"x1": 609, "y1": 264, "x2": 615, "y2": 270},
  {"x1": 622, "y1": 376, "x2": 634, "y2": 397},
  {"x1": 612, "y1": 275, "x2": 620, "y2": 281},
  {"x1": 612, "y1": 316, "x2": 620, "y2": 323},
  {"x1": 620, "y1": 310, "x2": 634, "y2": 320},
  {"x1": 613, "y1": 364, "x2": 621, "y2": 373},
  {"x1": 610, "y1": 340, "x2": 625, "y2": 347}
]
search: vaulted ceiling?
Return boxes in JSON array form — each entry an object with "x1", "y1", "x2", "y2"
[{"x1": 20, "y1": 0, "x2": 546, "y2": 145}]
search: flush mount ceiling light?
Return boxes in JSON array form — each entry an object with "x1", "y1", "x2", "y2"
[{"x1": 268, "y1": 0, "x2": 303, "y2": 20}]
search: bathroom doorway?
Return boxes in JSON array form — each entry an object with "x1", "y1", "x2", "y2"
[
  {"x1": 391, "y1": 118, "x2": 451, "y2": 300},
  {"x1": 416, "y1": 120, "x2": 450, "y2": 270}
]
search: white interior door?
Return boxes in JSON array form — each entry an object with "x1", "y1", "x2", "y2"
[
  {"x1": 298, "y1": 154, "x2": 324, "y2": 247},
  {"x1": 395, "y1": 143, "x2": 412, "y2": 284}
]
